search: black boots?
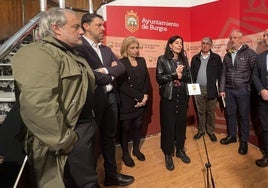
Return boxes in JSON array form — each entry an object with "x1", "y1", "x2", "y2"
[
  {"x1": 165, "y1": 154, "x2": 175, "y2": 171},
  {"x1": 238, "y1": 141, "x2": 248, "y2": 155},
  {"x1": 176, "y1": 149, "x2": 191, "y2": 164},
  {"x1": 133, "y1": 150, "x2": 145, "y2": 161},
  {"x1": 122, "y1": 149, "x2": 145, "y2": 167},
  {"x1": 164, "y1": 149, "x2": 191, "y2": 170},
  {"x1": 122, "y1": 154, "x2": 135, "y2": 167},
  {"x1": 256, "y1": 155, "x2": 268, "y2": 167}
]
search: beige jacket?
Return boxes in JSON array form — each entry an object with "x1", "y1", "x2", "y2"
[{"x1": 12, "y1": 36, "x2": 95, "y2": 187}]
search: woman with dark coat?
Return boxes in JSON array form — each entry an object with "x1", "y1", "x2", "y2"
[
  {"x1": 117, "y1": 36, "x2": 150, "y2": 167},
  {"x1": 156, "y1": 35, "x2": 191, "y2": 171}
]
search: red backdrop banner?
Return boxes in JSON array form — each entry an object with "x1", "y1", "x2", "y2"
[
  {"x1": 102, "y1": 0, "x2": 268, "y2": 147},
  {"x1": 106, "y1": 6, "x2": 190, "y2": 40}
]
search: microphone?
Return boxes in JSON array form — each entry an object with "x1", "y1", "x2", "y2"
[{"x1": 176, "y1": 61, "x2": 184, "y2": 68}]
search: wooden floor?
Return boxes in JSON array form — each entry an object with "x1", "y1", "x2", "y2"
[{"x1": 96, "y1": 126, "x2": 268, "y2": 188}]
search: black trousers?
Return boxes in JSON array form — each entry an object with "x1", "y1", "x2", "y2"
[
  {"x1": 95, "y1": 92, "x2": 118, "y2": 177},
  {"x1": 64, "y1": 120, "x2": 98, "y2": 188},
  {"x1": 258, "y1": 101, "x2": 268, "y2": 153},
  {"x1": 160, "y1": 86, "x2": 189, "y2": 155}
]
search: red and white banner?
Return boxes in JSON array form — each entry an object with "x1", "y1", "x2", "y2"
[
  {"x1": 98, "y1": 0, "x2": 268, "y2": 141},
  {"x1": 100, "y1": 0, "x2": 268, "y2": 67}
]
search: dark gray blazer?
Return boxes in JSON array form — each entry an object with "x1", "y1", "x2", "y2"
[{"x1": 252, "y1": 50, "x2": 268, "y2": 94}]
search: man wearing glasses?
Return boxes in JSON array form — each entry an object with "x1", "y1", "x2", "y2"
[{"x1": 191, "y1": 37, "x2": 222, "y2": 142}]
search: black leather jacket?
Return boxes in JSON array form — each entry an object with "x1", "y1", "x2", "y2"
[{"x1": 156, "y1": 55, "x2": 190, "y2": 100}]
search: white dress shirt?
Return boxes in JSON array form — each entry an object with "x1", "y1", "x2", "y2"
[{"x1": 83, "y1": 36, "x2": 113, "y2": 92}]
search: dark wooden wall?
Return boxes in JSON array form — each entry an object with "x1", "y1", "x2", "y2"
[{"x1": 0, "y1": 0, "x2": 108, "y2": 41}]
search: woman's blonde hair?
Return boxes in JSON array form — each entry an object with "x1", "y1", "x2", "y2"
[{"x1": 120, "y1": 36, "x2": 139, "y2": 58}]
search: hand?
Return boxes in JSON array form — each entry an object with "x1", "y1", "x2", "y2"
[
  {"x1": 0, "y1": 155, "x2": 4, "y2": 164},
  {"x1": 260, "y1": 89, "x2": 268, "y2": 101},
  {"x1": 220, "y1": 92, "x2": 225, "y2": 98},
  {"x1": 134, "y1": 101, "x2": 144, "y2": 108},
  {"x1": 94, "y1": 68, "x2": 107, "y2": 74},
  {"x1": 142, "y1": 94, "x2": 148, "y2": 104},
  {"x1": 177, "y1": 72, "x2": 182, "y2": 79},
  {"x1": 111, "y1": 61, "x2": 118, "y2": 67},
  {"x1": 176, "y1": 65, "x2": 184, "y2": 73},
  {"x1": 176, "y1": 65, "x2": 184, "y2": 78}
]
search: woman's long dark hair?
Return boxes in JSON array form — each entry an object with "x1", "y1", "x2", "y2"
[{"x1": 163, "y1": 35, "x2": 187, "y2": 64}]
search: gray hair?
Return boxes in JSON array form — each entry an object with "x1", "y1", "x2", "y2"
[
  {"x1": 38, "y1": 7, "x2": 76, "y2": 38},
  {"x1": 230, "y1": 29, "x2": 243, "y2": 37},
  {"x1": 201, "y1": 37, "x2": 213, "y2": 45}
]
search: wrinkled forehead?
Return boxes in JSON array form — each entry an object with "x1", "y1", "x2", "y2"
[{"x1": 65, "y1": 11, "x2": 79, "y2": 23}]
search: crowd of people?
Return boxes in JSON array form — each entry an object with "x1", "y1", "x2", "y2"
[{"x1": 10, "y1": 7, "x2": 268, "y2": 187}]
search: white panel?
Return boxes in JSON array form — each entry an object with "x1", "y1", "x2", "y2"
[
  {"x1": 97, "y1": 0, "x2": 218, "y2": 20},
  {"x1": 104, "y1": 0, "x2": 218, "y2": 7}
]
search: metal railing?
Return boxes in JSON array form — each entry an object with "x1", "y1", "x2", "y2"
[
  {"x1": 0, "y1": 1, "x2": 98, "y2": 187},
  {"x1": 0, "y1": 1, "x2": 90, "y2": 187},
  {"x1": 0, "y1": 0, "x2": 94, "y2": 125},
  {"x1": 0, "y1": 12, "x2": 43, "y2": 62},
  {"x1": 0, "y1": 0, "x2": 96, "y2": 62}
]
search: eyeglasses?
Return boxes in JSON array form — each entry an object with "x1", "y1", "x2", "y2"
[{"x1": 201, "y1": 42, "x2": 212, "y2": 45}]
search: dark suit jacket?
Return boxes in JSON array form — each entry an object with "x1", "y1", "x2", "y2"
[
  {"x1": 77, "y1": 37, "x2": 125, "y2": 84},
  {"x1": 117, "y1": 57, "x2": 150, "y2": 120},
  {"x1": 252, "y1": 50, "x2": 268, "y2": 95},
  {"x1": 76, "y1": 37, "x2": 125, "y2": 113}
]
